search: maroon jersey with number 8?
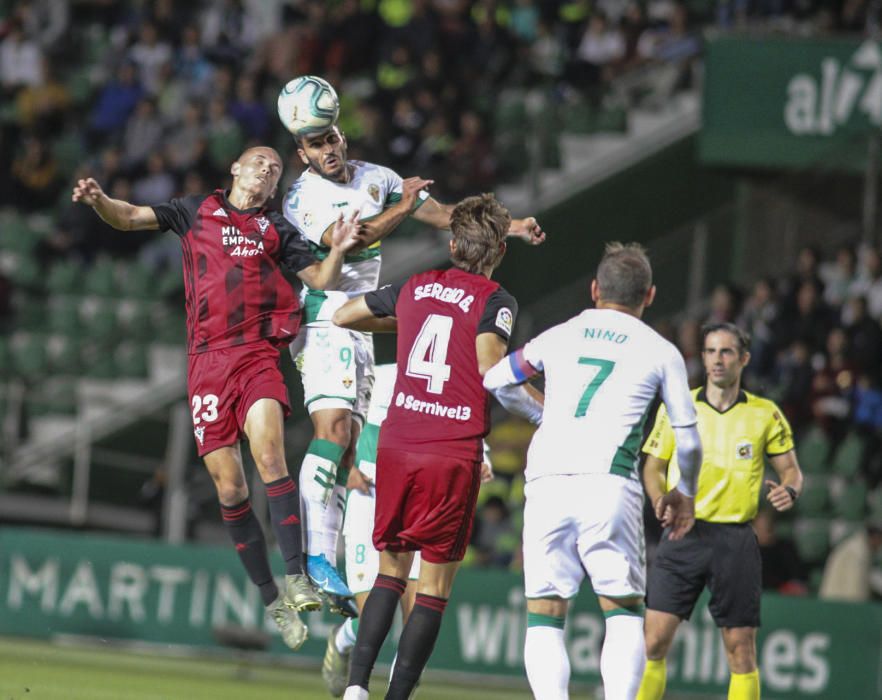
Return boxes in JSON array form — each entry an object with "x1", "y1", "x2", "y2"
[{"x1": 364, "y1": 267, "x2": 518, "y2": 461}]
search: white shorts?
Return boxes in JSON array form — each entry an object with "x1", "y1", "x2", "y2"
[
  {"x1": 523, "y1": 473, "x2": 645, "y2": 600},
  {"x1": 290, "y1": 323, "x2": 375, "y2": 423},
  {"x1": 343, "y1": 461, "x2": 420, "y2": 595}
]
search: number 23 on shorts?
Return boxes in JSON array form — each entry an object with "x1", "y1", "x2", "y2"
[{"x1": 192, "y1": 393, "x2": 219, "y2": 425}]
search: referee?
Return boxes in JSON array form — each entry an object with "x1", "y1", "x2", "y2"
[{"x1": 637, "y1": 322, "x2": 803, "y2": 700}]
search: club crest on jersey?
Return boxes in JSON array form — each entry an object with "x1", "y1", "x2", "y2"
[
  {"x1": 736, "y1": 441, "x2": 753, "y2": 460},
  {"x1": 194, "y1": 426, "x2": 205, "y2": 446},
  {"x1": 303, "y1": 212, "x2": 313, "y2": 228},
  {"x1": 368, "y1": 184, "x2": 380, "y2": 202},
  {"x1": 342, "y1": 377, "x2": 353, "y2": 389},
  {"x1": 256, "y1": 216, "x2": 270, "y2": 234},
  {"x1": 495, "y1": 307, "x2": 513, "y2": 335}
]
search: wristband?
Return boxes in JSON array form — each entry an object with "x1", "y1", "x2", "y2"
[{"x1": 784, "y1": 485, "x2": 798, "y2": 502}]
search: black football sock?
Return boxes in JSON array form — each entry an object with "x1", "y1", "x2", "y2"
[
  {"x1": 265, "y1": 475, "x2": 304, "y2": 575},
  {"x1": 221, "y1": 499, "x2": 278, "y2": 606},
  {"x1": 348, "y1": 574, "x2": 406, "y2": 690},
  {"x1": 386, "y1": 593, "x2": 448, "y2": 700}
]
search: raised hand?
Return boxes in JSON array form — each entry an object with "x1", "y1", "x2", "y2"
[
  {"x1": 509, "y1": 216, "x2": 546, "y2": 245},
  {"x1": 399, "y1": 176, "x2": 433, "y2": 210},
  {"x1": 655, "y1": 489, "x2": 696, "y2": 541},
  {"x1": 330, "y1": 208, "x2": 364, "y2": 252},
  {"x1": 72, "y1": 178, "x2": 105, "y2": 207}
]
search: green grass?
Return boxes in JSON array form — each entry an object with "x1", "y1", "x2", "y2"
[{"x1": 0, "y1": 637, "x2": 537, "y2": 700}]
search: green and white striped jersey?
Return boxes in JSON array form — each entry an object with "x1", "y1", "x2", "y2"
[{"x1": 522, "y1": 308, "x2": 695, "y2": 482}]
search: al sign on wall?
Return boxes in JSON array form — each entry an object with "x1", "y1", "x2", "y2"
[{"x1": 700, "y1": 37, "x2": 882, "y2": 169}]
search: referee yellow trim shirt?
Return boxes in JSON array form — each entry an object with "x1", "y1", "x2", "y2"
[{"x1": 642, "y1": 388, "x2": 794, "y2": 523}]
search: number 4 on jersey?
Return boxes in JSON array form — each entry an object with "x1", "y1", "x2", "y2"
[
  {"x1": 575, "y1": 358, "x2": 615, "y2": 417},
  {"x1": 406, "y1": 313, "x2": 453, "y2": 394}
]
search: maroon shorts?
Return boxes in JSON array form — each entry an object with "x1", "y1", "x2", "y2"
[
  {"x1": 187, "y1": 342, "x2": 290, "y2": 457},
  {"x1": 373, "y1": 447, "x2": 482, "y2": 564}
]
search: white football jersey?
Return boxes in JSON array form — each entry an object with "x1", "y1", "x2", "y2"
[
  {"x1": 283, "y1": 160, "x2": 426, "y2": 297},
  {"x1": 522, "y1": 308, "x2": 696, "y2": 482},
  {"x1": 365, "y1": 362, "x2": 396, "y2": 428}
]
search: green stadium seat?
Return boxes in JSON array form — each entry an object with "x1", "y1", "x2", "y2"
[
  {"x1": 47, "y1": 333, "x2": 83, "y2": 376},
  {"x1": 83, "y1": 257, "x2": 117, "y2": 297},
  {"x1": 831, "y1": 431, "x2": 866, "y2": 478},
  {"x1": 561, "y1": 100, "x2": 594, "y2": 134},
  {"x1": 14, "y1": 293, "x2": 45, "y2": 332},
  {"x1": 48, "y1": 297, "x2": 82, "y2": 336},
  {"x1": 794, "y1": 518, "x2": 831, "y2": 566},
  {"x1": 833, "y1": 482, "x2": 868, "y2": 521},
  {"x1": 155, "y1": 310, "x2": 187, "y2": 345},
  {"x1": 80, "y1": 340, "x2": 117, "y2": 380},
  {"x1": 11, "y1": 333, "x2": 49, "y2": 382},
  {"x1": 80, "y1": 298, "x2": 118, "y2": 344},
  {"x1": 117, "y1": 299, "x2": 155, "y2": 343},
  {"x1": 796, "y1": 424, "x2": 831, "y2": 474},
  {"x1": 26, "y1": 376, "x2": 77, "y2": 417},
  {"x1": 0, "y1": 212, "x2": 37, "y2": 255},
  {"x1": 595, "y1": 105, "x2": 628, "y2": 133},
  {"x1": 797, "y1": 476, "x2": 830, "y2": 517},
  {"x1": 0, "y1": 336, "x2": 11, "y2": 379},
  {"x1": 868, "y1": 486, "x2": 882, "y2": 516},
  {"x1": 114, "y1": 342, "x2": 149, "y2": 379},
  {"x1": 118, "y1": 261, "x2": 155, "y2": 300},
  {"x1": 7, "y1": 254, "x2": 41, "y2": 290},
  {"x1": 46, "y1": 261, "x2": 82, "y2": 296},
  {"x1": 52, "y1": 131, "x2": 85, "y2": 179},
  {"x1": 808, "y1": 566, "x2": 825, "y2": 595}
]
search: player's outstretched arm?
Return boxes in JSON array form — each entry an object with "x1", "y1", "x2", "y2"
[
  {"x1": 332, "y1": 296, "x2": 397, "y2": 333},
  {"x1": 72, "y1": 177, "x2": 159, "y2": 231},
  {"x1": 481, "y1": 345, "x2": 544, "y2": 424},
  {"x1": 765, "y1": 450, "x2": 803, "y2": 512}
]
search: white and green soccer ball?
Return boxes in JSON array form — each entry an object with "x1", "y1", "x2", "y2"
[{"x1": 277, "y1": 75, "x2": 339, "y2": 137}]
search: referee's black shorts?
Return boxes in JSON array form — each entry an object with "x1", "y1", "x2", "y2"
[{"x1": 646, "y1": 519, "x2": 761, "y2": 628}]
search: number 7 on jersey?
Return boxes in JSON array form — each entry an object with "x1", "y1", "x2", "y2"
[{"x1": 574, "y1": 357, "x2": 615, "y2": 417}]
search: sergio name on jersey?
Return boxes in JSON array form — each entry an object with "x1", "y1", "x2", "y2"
[
  {"x1": 522, "y1": 308, "x2": 696, "y2": 482},
  {"x1": 283, "y1": 161, "x2": 427, "y2": 305}
]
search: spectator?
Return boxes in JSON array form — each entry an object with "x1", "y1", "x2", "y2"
[
  {"x1": 472, "y1": 495, "x2": 518, "y2": 567},
  {"x1": 0, "y1": 18, "x2": 42, "y2": 96},
  {"x1": 163, "y1": 101, "x2": 206, "y2": 174},
  {"x1": 754, "y1": 507, "x2": 807, "y2": 594},
  {"x1": 122, "y1": 97, "x2": 165, "y2": 169},
  {"x1": 810, "y1": 327, "x2": 855, "y2": 436},
  {"x1": 88, "y1": 61, "x2": 143, "y2": 144},
  {"x1": 738, "y1": 277, "x2": 780, "y2": 382},
  {"x1": 776, "y1": 280, "x2": 833, "y2": 354},
  {"x1": 850, "y1": 248, "x2": 882, "y2": 321},
  {"x1": 704, "y1": 281, "x2": 742, "y2": 325},
  {"x1": 15, "y1": 56, "x2": 70, "y2": 133},
  {"x1": 771, "y1": 338, "x2": 815, "y2": 432},
  {"x1": 10, "y1": 133, "x2": 60, "y2": 211},
  {"x1": 568, "y1": 12, "x2": 624, "y2": 91},
  {"x1": 843, "y1": 296, "x2": 882, "y2": 373},
  {"x1": 132, "y1": 152, "x2": 176, "y2": 205},
  {"x1": 819, "y1": 519, "x2": 882, "y2": 602},
  {"x1": 820, "y1": 245, "x2": 858, "y2": 308},
  {"x1": 676, "y1": 317, "x2": 704, "y2": 387},
  {"x1": 128, "y1": 22, "x2": 173, "y2": 96},
  {"x1": 229, "y1": 74, "x2": 270, "y2": 140}
]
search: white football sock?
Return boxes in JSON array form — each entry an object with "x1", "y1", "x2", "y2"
[
  {"x1": 321, "y1": 483, "x2": 346, "y2": 564},
  {"x1": 524, "y1": 623, "x2": 569, "y2": 700},
  {"x1": 342, "y1": 686, "x2": 368, "y2": 700},
  {"x1": 600, "y1": 613, "x2": 646, "y2": 700},
  {"x1": 336, "y1": 616, "x2": 358, "y2": 654},
  {"x1": 299, "y1": 439, "x2": 344, "y2": 558}
]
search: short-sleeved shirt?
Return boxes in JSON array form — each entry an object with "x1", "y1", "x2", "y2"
[
  {"x1": 643, "y1": 388, "x2": 795, "y2": 523},
  {"x1": 152, "y1": 189, "x2": 316, "y2": 354},
  {"x1": 365, "y1": 267, "x2": 517, "y2": 460},
  {"x1": 520, "y1": 308, "x2": 696, "y2": 483},
  {"x1": 282, "y1": 161, "x2": 428, "y2": 299}
]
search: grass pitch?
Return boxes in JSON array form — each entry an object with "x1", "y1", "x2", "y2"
[{"x1": 0, "y1": 636, "x2": 538, "y2": 700}]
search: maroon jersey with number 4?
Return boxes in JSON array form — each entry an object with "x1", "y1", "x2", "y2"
[
  {"x1": 364, "y1": 267, "x2": 518, "y2": 460},
  {"x1": 152, "y1": 189, "x2": 316, "y2": 354}
]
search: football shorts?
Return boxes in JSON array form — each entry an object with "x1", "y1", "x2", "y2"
[{"x1": 523, "y1": 473, "x2": 645, "y2": 600}]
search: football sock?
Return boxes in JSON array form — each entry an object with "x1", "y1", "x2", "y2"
[
  {"x1": 386, "y1": 593, "x2": 448, "y2": 700},
  {"x1": 220, "y1": 499, "x2": 278, "y2": 606},
  {"x1": 601, "y1": 609, "x2": 646, "y2": 700},
  {"x1": 299, "y1": 439, "x2": 345, "y2": 558},
  {"x1": 336, "y1": 617, "x2": 359, "y2": 654},
  {"x1": 636, "y1": 658, "x2": 667, "y2": 700},
  {"x1": 265, "y1": 475, "x2": 303, "y2": 575},
  {"x1": 728, "y1": 669, "x2": 760, "y2": 700},
  {"x1": 524, "y1": 613, "x2": 569, "y2": 700},
  {"x1": 347, "y1": 574, "x2": 406, "y2": 691},
  {"x1": 320, "y1": 464, "x2": 349, "y2": 564}
]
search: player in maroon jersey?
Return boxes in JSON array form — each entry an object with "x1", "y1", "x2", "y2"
[
  {"x1": 72, "y1": 146, "x2": 364, "y2": 651},
  {"x1": 332, "y1": 193, "x2": 536, "y2": 699}
]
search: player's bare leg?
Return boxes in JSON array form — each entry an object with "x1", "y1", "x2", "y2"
[
  {"x1": 300, "y1": 407, "x2": 355, "y2": 600},
  {"x1": 203, "y1": 443, "x2": 308, "y2": 650},
  {"x1": 524, "y1": 596, "x2": 571, "y2": 700},
  {"x1": 244, "y1": 398, "x2": 321, "y2": 612},
  {"x1": 637, "y1": 609, "x2": 681, "y2": 700},
  {"x1": 721, "y1": 626, "x2": 759, "y2": 700}
]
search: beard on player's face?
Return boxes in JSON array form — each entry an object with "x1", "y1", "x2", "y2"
[{"x1": 299, "y1": 130, "x2": 348, "y2": 181}]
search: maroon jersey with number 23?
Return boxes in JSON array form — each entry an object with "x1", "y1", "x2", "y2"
[{"x1": 364, "y1": 267, "x2": 518, "y2": 461}]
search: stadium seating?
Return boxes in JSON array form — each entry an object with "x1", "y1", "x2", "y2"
[
  {"x1": 796, "y1": 424, "x2": 831, "y2": 474},
  {"x1": 794, "y1": 518, "x2": 832, "y2": 566},
  {"x1": 831, "y1": 430, "x2": 866, "y2": 478}
]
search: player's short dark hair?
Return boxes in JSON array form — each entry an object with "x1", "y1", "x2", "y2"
[
  {"x1": 701, "y1": 322, "x2": 751, "y2": 355},
  {"x1": 595, "y1": 242, "x2": 652, "y2": 308},
  {"x1": 449, "y1": 193, "x2": 511, "y2": 274}
]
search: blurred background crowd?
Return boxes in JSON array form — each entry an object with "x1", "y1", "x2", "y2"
[{"x1": 1, "y1": 0, "x2": 881, "y2": 605}]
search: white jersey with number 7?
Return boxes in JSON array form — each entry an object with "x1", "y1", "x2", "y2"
[{"x1": 521, "y1": 308, "x2": 696, "y2": 482}]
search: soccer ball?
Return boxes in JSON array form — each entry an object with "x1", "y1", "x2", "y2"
[{"x1": 277, "y1": 75, "x2": 339, "y2": 137}]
